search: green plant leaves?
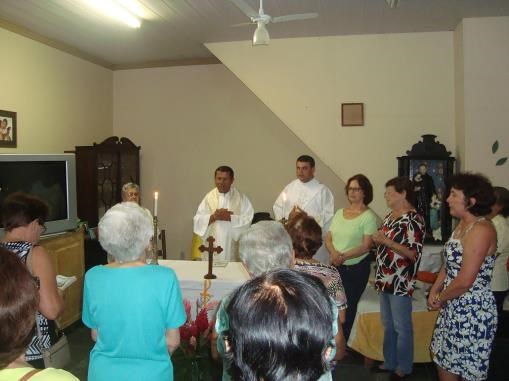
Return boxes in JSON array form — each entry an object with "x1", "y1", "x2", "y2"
[
  {"x1": 492, "y1": 141, "x2": 499, "y2": 154},
  {"x1": 496, "y1": 157, "x2": 507, "y2": 166},
  {"x1": 491, "y1": 140, "x2": 498, "y2": 153}
]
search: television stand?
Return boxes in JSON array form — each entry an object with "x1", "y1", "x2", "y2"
[{"x1": 40, "y1": 229, "x2": 85, "y2": 329}]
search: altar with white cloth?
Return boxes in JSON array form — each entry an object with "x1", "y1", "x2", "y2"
[
  {"x1": 159, "y1": 260, "x2": 250, "y2": 315},
  {"x1": 420, "y1": 244, "x2": 443, "y2": 273}
]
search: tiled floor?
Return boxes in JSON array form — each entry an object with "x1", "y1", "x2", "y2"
[{"x1": 63, "y1": 323, "x2": 442, "y2": 381}]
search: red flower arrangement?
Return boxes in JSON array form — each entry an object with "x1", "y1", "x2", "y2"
[{"x1": 179, "y1": 298, "x2": 217, "y2": 355}]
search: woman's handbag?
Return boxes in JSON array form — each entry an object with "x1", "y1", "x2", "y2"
[{"x1": 39, "y1": 330, "x2": 71, "y2": 369}]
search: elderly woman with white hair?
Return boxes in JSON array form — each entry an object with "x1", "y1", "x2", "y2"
[
  {"x1": 213, "y1": 221, "x2": 338, "y2": 381},
  {"x1": 82, "y1": 202, "x2": 186, "y2": 381}
]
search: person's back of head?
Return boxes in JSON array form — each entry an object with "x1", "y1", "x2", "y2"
[
  {"x1": 286, "y1": 214, "x2": 322, "y2": 259},
  {"x1": 239, "y1": 221, "x2": 293, "y2": 276},
  {"x1": 0, "y1": 247, "x2": 39, "y2": 369},
  {"x1": 225, "y1": 268, "x2": 333, "y2": 381},
  {"x1": 99, "y1": 202, "x2": 153, "y2": 263},
  {"x1": 1, "y1": 192, "x2": 48, "y2": 231}
]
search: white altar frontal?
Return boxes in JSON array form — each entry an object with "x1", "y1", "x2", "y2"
[{"x1": 159, "y1": 260, "x2": 250, "y2": 315}]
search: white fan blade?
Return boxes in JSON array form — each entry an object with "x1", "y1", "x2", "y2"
[
  {"x1": 229, "y1": 0, "x2": 259, "y2": 19},
  {"x1": 272, "y1": 12, "x2": 318, "y2": 23},
  {"x1": 230, "y1": 21, "x2": 255, "y2": 27}
]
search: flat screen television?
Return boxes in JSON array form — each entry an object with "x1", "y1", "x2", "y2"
[{"x1": 0, "y1": 154, "x2": 78, "y2": 237}]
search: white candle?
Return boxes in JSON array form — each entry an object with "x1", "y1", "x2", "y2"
[{"x1": 154, "y1": 191, "x2": 159, "y2": 217}]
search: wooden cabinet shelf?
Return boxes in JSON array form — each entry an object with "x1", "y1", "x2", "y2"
[{"x1": 75, "y1": 136, "x2": 140, "y2": 228}]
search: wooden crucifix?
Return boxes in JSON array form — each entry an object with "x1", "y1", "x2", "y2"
[{"x1": 199, "y1": 236, "x2": 223, "y2": 279}]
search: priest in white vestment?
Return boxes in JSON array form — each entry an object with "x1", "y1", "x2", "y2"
[
  {"x1": 273, "y1": 155, "x2": 334, "y2": 263},
  {"x1": 193, "y1": 166, "x2": 254, "y2": 264}
]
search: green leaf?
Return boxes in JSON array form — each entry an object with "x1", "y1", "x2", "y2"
[
  {"x1": 492, "y1": 141, "x2": 499, "y2": 154},
  {"x1": 496, "y1": 157, "x2": 508, "y2": 166}
]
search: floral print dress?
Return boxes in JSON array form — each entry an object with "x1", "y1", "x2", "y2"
[{"x1": 430, "y1": 226, "x2": 497, "y2": 381}]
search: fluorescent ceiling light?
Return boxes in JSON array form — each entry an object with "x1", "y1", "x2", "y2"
[
  {"x1": 86, "y1": 0, "x2": 141, "y2": 28},
  {"x1": 116, "y1": 0, "x2": 145, "y2": 19},
  {"x1": 386, "y1": 0, "x2": 399, "y2": 8}
]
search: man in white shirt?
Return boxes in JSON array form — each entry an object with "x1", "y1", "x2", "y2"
[
  {"x1": 273, "y1": 155, "x2": 334, "y2": 263},
  {"x1": 193, "y1": 166, "x2": 254, "y2": 264}
]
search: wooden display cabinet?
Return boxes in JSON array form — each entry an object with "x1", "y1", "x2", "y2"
[
  {"x1": 74, "y1": 136, "x2": 140, "y2": 228},
  {"x1": 41, "y1": 229, "x2": 85, "y2": 329}
]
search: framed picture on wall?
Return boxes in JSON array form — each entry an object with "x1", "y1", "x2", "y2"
[
  {"x1": 341, "y1": 103, "x2": 364, "y2": 126},
  {"x1": 397, "y1": 135, "x2": 455, "y2": 244},
  {"x1": 0, "y1": 110, "x2": 17, "y2": 148}
]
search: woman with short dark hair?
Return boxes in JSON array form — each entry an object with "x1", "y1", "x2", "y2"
[
  {"x1": 325, "y1": 173, "x2": 378, "y2": 341},
  {"x1": 0, "y1": 247, "x2": 77, "y2": 380},
  {"x1": 224, "y1": 268, "x2": 334, "y2": 381},
  {"x1": 0, "y1": 192, "x2": 64, "y2": 368},
  {"x1": 429, "y1": 173, "x2": 497, "y2": 381},
  {"x1": 286, "y1": 213, "x2": 347, "y2": 360},
  {"x1": 372, "y1": 176, "x2": 425, "y2": 379}
]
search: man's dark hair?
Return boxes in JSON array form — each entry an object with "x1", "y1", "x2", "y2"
[
  {"x1": 0, "y1": 247, "x2": 39, "y2": 369},
  {"x1": 493, "y1": 186, "x2": 509, "y2": 217},
  {"x1": 215, "y1": 166, "x2": 234, "y2": 178},
  {"x1": 448, "y1": 173, "x2": 495, "y2": 216},
  {"x1": 296, "y1": 155, "x2": 315, "y2": 168},
  {"x1": 225, "y1": 268, "x2": 333, "y2": 381},
  {"x1": 286, "y1": 214, "x2": 322, "y2": 259},
  {"x1": 1, "y1": 192, "x2": 49, "y2": 232},
  {"x1": 345, "y1": 174, "x2": 374, "y2": 205},
  {"x1": 385, "y1": 176, "x2": 416, "y2": 208}
]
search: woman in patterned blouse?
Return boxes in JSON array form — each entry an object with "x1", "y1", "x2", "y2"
[
  {"x1": 0, "y1": 192, "x2": 64, "y2": 368},
  {"x1": 372, "y1": 177, "x2": 425, "y2": 380},
  {"x1": 286, "y1": 213, "x2": 347, "y2": 360}
]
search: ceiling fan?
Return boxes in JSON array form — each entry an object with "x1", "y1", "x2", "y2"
[{"x1": 229, "y1": 0, "x2": 318, "y2": 46}]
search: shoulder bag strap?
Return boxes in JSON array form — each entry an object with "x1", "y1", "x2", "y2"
[{"x1": 19, "y1": 369, "x2": 42, "y2": 381}]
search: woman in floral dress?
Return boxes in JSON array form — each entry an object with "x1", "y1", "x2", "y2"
[{"x1": 429, "y1": 173, "x2": 498, "y2": 381}]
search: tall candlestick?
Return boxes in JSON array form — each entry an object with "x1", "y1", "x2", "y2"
[{"x1": 154, "y1": 191, "x2": 158, "y2": 217}]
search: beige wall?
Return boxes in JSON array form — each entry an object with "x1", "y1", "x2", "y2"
[
  {"x1": 0, "y1": 27, "x2": 112, "y2": 154},
  {"x1": 206, "y1": 32, "x2": 456, "y2": 216},
  {"x1": 113, "y1": 64, "x2": 347, "y2": 259},
  {"x1": 459, "y1": 17, "x2": 509, "y2": 187},
  {"x1": 454, "y1": 22, "x2": 465, "y2": 170}
]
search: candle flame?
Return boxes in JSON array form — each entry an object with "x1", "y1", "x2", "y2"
[{"x1": 154, "y1": 191, "x2": 159, "y2": 199}]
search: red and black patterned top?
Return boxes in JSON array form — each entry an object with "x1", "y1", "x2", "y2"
[{"x1": 375, "y1": 210, "x2": 425, "y2": 296}]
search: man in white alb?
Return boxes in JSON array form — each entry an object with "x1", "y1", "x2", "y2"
[
  {"x1": 273, "y1": 155, "x2": 334, "y2": 263},
  {"x1": 193, "y1": 166, "x2": 254, "y2": 265}
]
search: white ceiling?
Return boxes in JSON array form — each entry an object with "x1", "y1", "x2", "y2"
[{"x1": 1, "y1": 0, "x2": 508, "y2": 69}]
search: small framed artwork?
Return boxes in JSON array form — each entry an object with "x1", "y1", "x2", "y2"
[
  {"x1": 341, "y1": 103, "x2": 364, "y2": 126},
  {"x1": 0, "y1": 110, "x2": 17, "y2": 148}
]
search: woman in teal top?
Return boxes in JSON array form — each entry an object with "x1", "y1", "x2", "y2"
[
  {"x1": 82, "y1": 202, "x2": 186, "y2": 381},
  {"x1": 326, "y1": 174, "x2": 378, "y2": 341}
]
